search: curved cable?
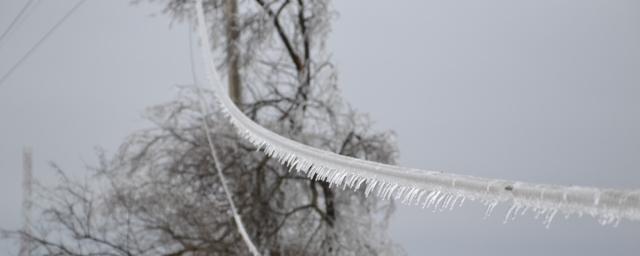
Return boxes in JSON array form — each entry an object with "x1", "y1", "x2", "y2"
[{"x1": 194, "y1": 0, "x2": 640, "y2": 227}]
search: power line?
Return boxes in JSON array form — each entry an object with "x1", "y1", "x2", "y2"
[
  {"x1": 193, "y1": 0, "x2": 640, "y2": 227},
  {"x1": 8, "y1": 0, "x2": 45, "y2": 48},
  {"x1": 194, "y1": 1, "x2": 261, "y2": 254},
  {"x1": 0, "y1": 0, "x2": 86, "y2": 87},
  {"x1": 0, "y1": 0, "x2": 38, "y2": 46}
]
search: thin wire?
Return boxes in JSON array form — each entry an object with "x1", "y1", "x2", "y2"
[
  {"x1": 9, "y1": 0, "x2": 45, "y2": 47},
  {"x1": 0, "y1": 0, "x2": 86, "y2": 87},
  {"x1": 0, "y1": 0, "x2": 37, "y2": 45},
  {"x1": 189, "y1": 19, "x2": 262, "y2": 256},
  {"x1": 188, "y1": 24, "x2": 199, "y2": 85}
]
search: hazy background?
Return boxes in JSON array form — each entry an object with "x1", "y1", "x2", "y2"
[{"x1": 1, "y1": 0, "x2": 639, "y2": 255}]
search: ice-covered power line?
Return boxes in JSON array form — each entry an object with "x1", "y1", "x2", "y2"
[
  {"x1": 0, "y1": 0, "x2": 85, "y2": 87},
  {"x1": 193, "y1": 2, "x2": 261, "y2": 255},
  {"x1": 193, "y1": 0, "x2": 640, "y2": 227},
  {"x1": 194, "y1": 85, "x2": 262, "y2": 256}
]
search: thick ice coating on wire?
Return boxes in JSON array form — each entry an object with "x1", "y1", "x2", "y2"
[{"x1": 193, "y1": 0, "x2": 640, "y2": 227}]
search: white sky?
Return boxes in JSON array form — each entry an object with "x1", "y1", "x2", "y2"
[{"x1": 1, "y1": 0, "x2": 639, "y2": 255}]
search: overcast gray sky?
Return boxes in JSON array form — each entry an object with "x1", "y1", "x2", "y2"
[{"x1": 1, "y1": 0, "x2": 639, "y2": 255}]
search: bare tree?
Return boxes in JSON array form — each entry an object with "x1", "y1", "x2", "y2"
[{"x1": 3, "y1": 1, "x2": 404, "y2": 255}]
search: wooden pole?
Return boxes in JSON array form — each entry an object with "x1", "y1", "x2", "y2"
[
  {"x1": 225, "y1": 0, "x2": 242, "y2": 105},
  {"x1": 19, "y1": 147, "x2": 32, "y2": 256}
]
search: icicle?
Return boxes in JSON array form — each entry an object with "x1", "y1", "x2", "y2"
[
  {"x1": 442, "y1": 193, "x2": 455, "y2": 210},
  {"x1": 433, "y1": 193, "x2": 448, "y2": 212},
  {"x1": 504, "y1": 203, "x2": 518, "y2": 224},
  {"x1": 402, "y1": 188, "x2": 418, "y2": 204},
  {"x1": 458, "y1": 196, "x2": 466, "y2": 208},
  {"x1": 395, "y1": 187, "x2": 407, "y2": 201},
  {"x1": 386, "y1": 184, "x2": 399, "y2": 201},
  {"x1": 422, "y1": 191, "x2": 437, "y2": 209},
  {"x1": 376, "y1": 181, "x2": 388, "y2": 197},
  {"x1": 354, "y1": 177, "x2": 367, "y2": 191},
  {"x1": 614, "y1": 217, "x2": 621, "y2": 227},
  {"x1": 534, "y1": 208, "x2": 547, "y2": 220},
  {"x1": 427, "y1": 191, "x2": 442, "y2": 209},
  {"x1": 364, "y1": 180, "x2": 377, "y2": 197},
  {"x1": 484, "y1": 200, "x2": 498, "y2": 219},
  {"x1": 544, "y1": 209, "x2": 558, "y2": 229},
  {"x1": 448, "y1": 195, "x2": 460, "y2": 210},
  {"x1": 511, "y1": 204, "x2": 522, "y2": 221}
]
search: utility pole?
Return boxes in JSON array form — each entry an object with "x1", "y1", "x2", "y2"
[
  {"x1": 19, "y1": 147, "x2": 32, "y2": 256},
  {"x1": 225, "y1": 0, "x2": 242, "y2": 105}
]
